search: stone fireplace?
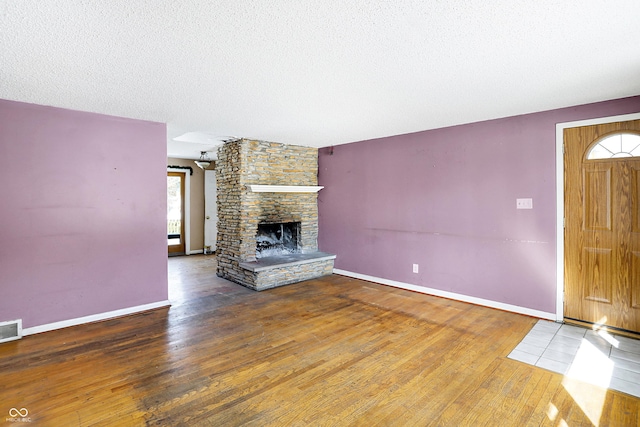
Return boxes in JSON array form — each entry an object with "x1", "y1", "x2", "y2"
[{"x1": 215, "y1": 139, "x2": 335, "y2": 290}]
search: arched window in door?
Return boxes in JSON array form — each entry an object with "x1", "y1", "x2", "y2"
[{"x1": 586, "y1": 132, "x2": 640, "y2": 159}]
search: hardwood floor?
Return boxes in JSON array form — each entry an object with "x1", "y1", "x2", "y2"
[{"x1": 1, "y1": 255, "x2": 639, "y2": 426}]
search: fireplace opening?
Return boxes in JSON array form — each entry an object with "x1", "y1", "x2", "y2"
[{"x1": 256, "y1": 222, "x2": 301, "y2": 259}]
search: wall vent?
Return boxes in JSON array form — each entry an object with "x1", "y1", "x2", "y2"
[{"x1": 0, "y1": 319, "x2": 22, "y2": 343}]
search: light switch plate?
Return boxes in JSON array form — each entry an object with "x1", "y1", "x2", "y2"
[{"x1": 516, "y1": 198, "x2": 533, "y2": 209}]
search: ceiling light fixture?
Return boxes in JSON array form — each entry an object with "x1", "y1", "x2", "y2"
[{"x1": 195, "y1": 151, "x2": 211, "y2": 170}]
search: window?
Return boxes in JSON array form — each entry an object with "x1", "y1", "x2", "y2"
[{"x1": 586, "y1": 132, "x2": 640, "y2": 159}]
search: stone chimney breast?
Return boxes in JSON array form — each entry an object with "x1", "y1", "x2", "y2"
[{"x1": 215, "y1": 139, "x2": 335, "y2": 290}]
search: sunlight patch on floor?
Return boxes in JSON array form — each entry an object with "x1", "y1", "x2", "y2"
[
  {"x1": 565, "y1": 339, "x2": 613, "y2": 388},
  {"x1": 508, "y1": 320, "x2": 640, "y2": 398},
  {"x1": 562, "y1": 338, "x2": 613, "y2": 425}
]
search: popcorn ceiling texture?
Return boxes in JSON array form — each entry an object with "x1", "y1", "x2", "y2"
[{"x1": 1, "y1": 1, "x2": 639, "y2": 149}]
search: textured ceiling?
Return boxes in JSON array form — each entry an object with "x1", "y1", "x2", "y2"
[{"x1": 2, "y1": 1, "x2": 640, "y2": 159}]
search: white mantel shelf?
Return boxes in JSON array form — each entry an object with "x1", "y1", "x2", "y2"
[{"x1": 248, "y1": 185, "x2": 324, "y2": 193}]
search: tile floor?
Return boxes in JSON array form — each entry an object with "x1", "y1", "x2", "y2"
[{"x1": 508, "y1": 320, "x2": 640, "y2": 398}]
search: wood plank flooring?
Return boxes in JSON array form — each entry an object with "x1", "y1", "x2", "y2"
[{"x1": 1, "y1": 255, "x2": 639, "y2": 426}]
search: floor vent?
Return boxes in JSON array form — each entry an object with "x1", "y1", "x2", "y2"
[{"x1": 0, "y1": 319, "x2": 22, "y2": 343}]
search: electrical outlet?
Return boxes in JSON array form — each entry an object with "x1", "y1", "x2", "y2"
[{"x1": 413, "y1": 264, "x2": 419, "y2": 273}]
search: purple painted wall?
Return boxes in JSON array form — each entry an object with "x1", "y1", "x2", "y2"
[
  {"x1": 318, "y1": 96, "x2": 640, "y2": 314},
  {"x1": 0, "y1": 99, "x2": 168, "y2": 329}
]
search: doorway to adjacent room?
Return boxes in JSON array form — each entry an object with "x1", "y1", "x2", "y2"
[{"x1": 168, "y1": 171, "x2": 186, "y2": 256}]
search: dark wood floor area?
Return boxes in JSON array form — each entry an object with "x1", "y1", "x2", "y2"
[{"x1": 1, "y1": 255, "x2": 639, "y2": 426}]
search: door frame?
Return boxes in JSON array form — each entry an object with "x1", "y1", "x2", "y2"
[
  {"x1": 204, "y1": 169, "x2": 217, "y2": 252},
  {"x1": 168, "y1": 168, "x2": 191, "y2": 255},
  {"x1": 555, "y1": 112, "x2": 640, "y2": 321}
]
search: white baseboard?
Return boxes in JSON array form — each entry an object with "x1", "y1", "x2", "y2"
[
  {"x1": 333, "y1": 269, "x2": 556, "y2": 321},
  {"x1": 189, "y1": 249, "x2": 204, "y2": 255},
  {"x1": 22, "y1": 300, "x2": 171, "y2": 336}
]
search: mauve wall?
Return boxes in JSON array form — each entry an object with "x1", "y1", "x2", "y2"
[
  {"x1": 0, "y1": 99, "x2": 168, "y2": 329},
  {"x1": 318, "y1": 96, "x2": 640, "y2": 314}
]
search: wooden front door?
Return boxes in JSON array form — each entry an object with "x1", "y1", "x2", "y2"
[{"x1": 564, "y1": 119, "x2": 640, "y2": 333}]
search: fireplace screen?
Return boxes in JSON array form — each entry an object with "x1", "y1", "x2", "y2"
[{"x1": 256, "y1": 222, "x2": 301, "y2": 258}]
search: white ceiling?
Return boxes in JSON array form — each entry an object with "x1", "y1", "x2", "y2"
[{"x1": 2, "y1": 1, "x2": 639, "y2": 160}]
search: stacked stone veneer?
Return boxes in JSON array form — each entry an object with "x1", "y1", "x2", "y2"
[
  {"x1": 239, "y1": 254, "x2": 336, "y2": 291},
  {"x1": 216, "y1": 139, "x2": 334, "y2": 290}
]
